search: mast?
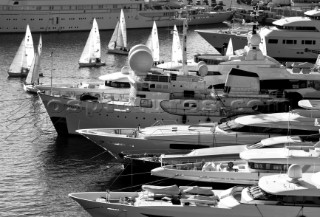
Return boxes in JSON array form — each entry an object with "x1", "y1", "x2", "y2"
[{"x1": 182, "y1": 18, "x2": 188, "y2": 76}]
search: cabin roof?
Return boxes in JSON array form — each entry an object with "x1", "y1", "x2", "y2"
[
  {"x1": 273, "y1": 17, "x2": 315, "y2": 27},
  {"x1": 259, "y1": 173, "x2": 320, "y2": 196}
]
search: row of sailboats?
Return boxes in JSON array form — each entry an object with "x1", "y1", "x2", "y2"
[
  {"x1": 23, "y1": 35, "x2": 42, "y2": 93},
  {"x1": 79, "y1": 10, "x2": 128, "y2": 67},
  {"x1": 9, "y1": 9, "x2": 129, "y2": 78},
  {"x1": 7, "y1": 23, "x2": 42, "y2": 93}
]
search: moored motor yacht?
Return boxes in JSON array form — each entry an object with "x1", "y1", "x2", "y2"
[
  {"x1": 69, "y1": 164, "x2": 320, "y2": 217},
  {"x1": 157, "y1": 134, "x2": 320, "y2": 164},
  {"x1": 151, "y1": 140, "x2": 320, "y2": 185},
  {"x1": 196, "y1": 7, "x2": 320, "y2": 61},
  {"x1": 76, "y1": 107, "x2": 320, "y2": 158},
  {"x1": 156, "y1": 26, "x2": 320, "y2": 108},
  {"x1": 38, "y1": 44, "x2": 216, "y2": 135}
]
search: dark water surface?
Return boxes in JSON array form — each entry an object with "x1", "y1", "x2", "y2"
[{"x1": 0, "y1": 23, "x2": 224, "y2": 216}]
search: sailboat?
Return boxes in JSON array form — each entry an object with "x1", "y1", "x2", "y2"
[
  {"x1": 8, "y1": 25, "x2": 34, "y2": 77},
  {"x1": 79, "y1": 18, "x2": 105, "y2": 67},
  {"x1": 156, "y1": 25, "x2": 185, "y2": 70},
  {"x1": 23, "y1": 35, "x2": 42, "y2": 93},
  {"x1": 145, "y1": 21, "x2": 160, "y2": 65},
  {"x1": 225, "y1": 38, "x2": 234, "y2": 56},
  {"x1": 107, "y1": 9, "x2": 129, "y2": 55}
]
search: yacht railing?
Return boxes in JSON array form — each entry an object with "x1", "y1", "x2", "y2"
[{"x1": 42, "y1": 89, "x2": 129, "y2": 102}]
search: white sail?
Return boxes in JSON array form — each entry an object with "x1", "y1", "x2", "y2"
[
  {"x1": 146, "y1": 21, "x2": 160, "y2": 62},
  {"x1": 9, "y1": 38, "x2": 26, "y2": 73},
  {"x1": 38, "y1": 34, "x2": 42, "y2": 55},
  {"x1": 26, "y1": 36, "x2": 42, "y2": 85},
  {"x1": 24, "y1": 25, "x2": 34, "y2": 69},
  {"x1": 8, "y1": 25, "x2": 34, "y2": 75},
  {"x1": 225, "y1": 38, "x2": 234, "y2": 56},
  {"x1": 116, "y1": 21, "x2": 125, "y2": 48},
  {"x1": 172, "y1": 25, "x2": 182, "y2": 63},
  {"x1": 79, "y1": 18, "x2": 100, "y2": 63},
  {"x1": 119, "y1": 9, "x2": 127, "y2": 49},
  {"x1": 25, "y1": 52, "x2": 40, "y2": 85},
  {"x1": 92, "y1": 19, "x2": 101, "y2": 59},
  {"x1": 108, "y1": 21, "x2": 120, "y2": 50}
]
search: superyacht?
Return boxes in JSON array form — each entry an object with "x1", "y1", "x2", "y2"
[{"x1": 0, "y1": 0, "x2": 234, "y2": 33}]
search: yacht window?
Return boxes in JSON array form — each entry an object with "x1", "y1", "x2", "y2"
[
  {"x1": 137, "y1": 94, "x2": 146, "y2": 98},
  {"x1": 313, "y1": 81, "x2": 320, "y2": 90},
  {"x1": 302, "y1": 40, "x2": 316, "y2": 45},
  {"x1": 162, "y1": 85, "x2": 168, "y2": 89},
  {"x1": 268, "y1": 39, "x2": 278, "y2": 44},
  {"x1": 184, "y1": 102, "x2": 197, "y2": 108},
  {"x1": 150, "y1": 84, "x2": 155, "y2": 88},
  {"x1": 248, "y1": 162, "x2": 288, "y2": 171},
  {"x1": 283, "y1": 40, "x2": 296, "y2": 44},
  {"x1": 140, "y1": 99, "x2": 153, "y2": 108},
  {"x1": 184, "y1": 91, "x2": 195, "y2": 98},
  {"x1": 295, "y1": 26, "x2": 317, "y2": 31},
  {"x1": 156, "y1": 84, "x2": 162, "y2": 89}
]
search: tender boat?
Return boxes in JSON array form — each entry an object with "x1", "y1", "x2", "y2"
[{"x1": 69, "y1": 164, "x2": 320, "y2": 217}]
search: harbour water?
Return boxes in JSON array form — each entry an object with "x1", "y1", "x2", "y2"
[{"x1": 0, "y1": 23, "x2": 223, "y2": 216}]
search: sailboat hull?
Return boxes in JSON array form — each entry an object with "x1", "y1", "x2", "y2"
[
  {"x1": 79, "y1": 62, "x2": 106, "y2": 68},
  {"x1": 23, "y1": 84, "x2": 38, "y2": 94},
  {"x1": 8, "y1": 69, "x2": 29, "y2": 77},
  {"x1": 107, "y1": 49, "x2": 129, "y2": 55}
]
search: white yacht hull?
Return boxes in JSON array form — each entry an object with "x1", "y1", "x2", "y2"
[
  {"x1": 77, "y1": 128, "x2": 274, "y2": 157},
  {"x1": 39, "y1": 93, "x2": 217, "y2": 135},
  {"x1": 151, "y1": 164, "x2": 320, "y2": 185},
  {"x1": 69, "y1": 192, "x2": 320, "y2": 217}
]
